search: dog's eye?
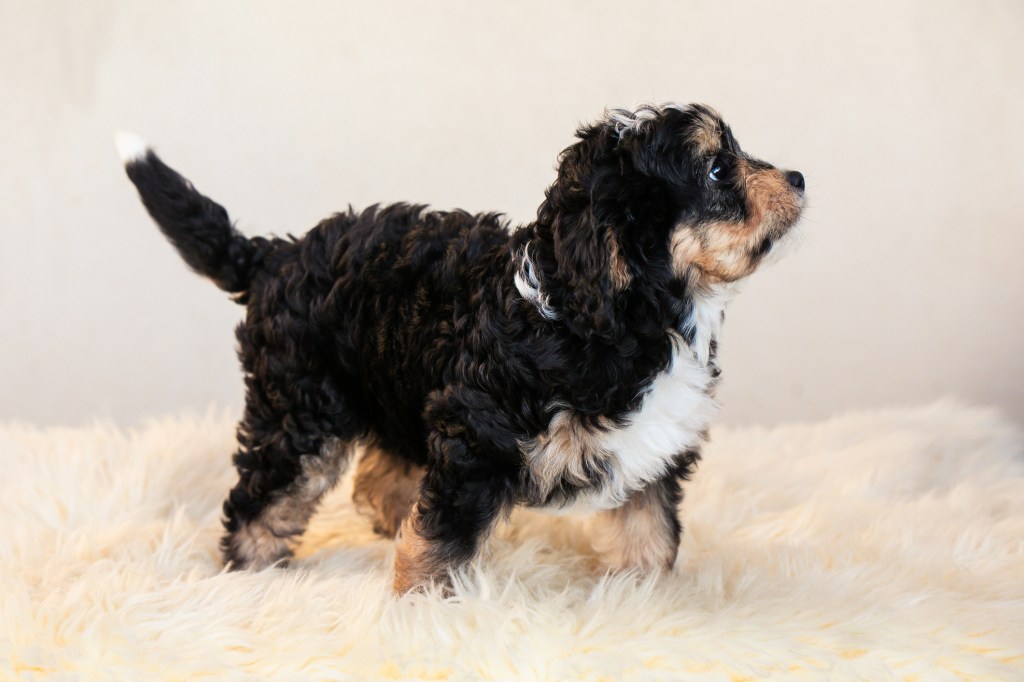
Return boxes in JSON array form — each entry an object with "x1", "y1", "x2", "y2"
[{"x1": 708, "y1": 158, "x2": 726, "y2": 182}]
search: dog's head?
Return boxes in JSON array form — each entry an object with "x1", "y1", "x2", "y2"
[
  {"x1": 532, "y1": 103, "x2": 804, "y2": 337},
  {"x1": 621, "y1": 103, "x2": 805, "y2": 285}
]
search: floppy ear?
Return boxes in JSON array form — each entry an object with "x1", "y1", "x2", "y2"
[{"x1": 544, "y1": 123, "x2": 633, "y2": 339}]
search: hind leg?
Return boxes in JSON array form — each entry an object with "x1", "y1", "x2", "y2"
[
  {"x1": 352, "y1": 446, "x2": 424, "y2": 538},
  {"x1": 221, "y1": 393, "x2": 360, "y2": 570},
  {"x1": 222, "y1": 434, "x2": 352, "y2": 570},
  {"x1": 220, "y1": 255, "x2": 370, "y2": 569}
]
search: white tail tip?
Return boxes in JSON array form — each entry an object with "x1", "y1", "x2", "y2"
[{"x1": 114, "y1": 130, "x2": 149, "y2": 164}]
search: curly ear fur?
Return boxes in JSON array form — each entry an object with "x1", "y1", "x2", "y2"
[{"x1": 536, "y1": 123, "x2": 637, "y2": 339}]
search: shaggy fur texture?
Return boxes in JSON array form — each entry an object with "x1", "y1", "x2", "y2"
[
  {"x1": 118, "y1": 104, "x2": 806, "y2": 591},
  {"x1": 1, "y1": 403, "x2": 1022, "y2": 679}
]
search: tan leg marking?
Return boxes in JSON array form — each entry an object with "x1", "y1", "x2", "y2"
[
  {"x1": 229, "y1": 438, "x2": 349, "y2": 569},
  {"x1": 593, "y1": 484, "x2": 679, "y2": 572},
  {"x1": 352, "y1": 446, "x2": 424, "y2": 538},
  {"x1": 392, "y1": 506, "x2": 447, "y2": 594}
]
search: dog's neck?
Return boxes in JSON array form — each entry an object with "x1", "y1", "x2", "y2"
[
  {"x1": 511, "y1": 227, "x2": 736, "y2": 367},
  {"x1": 679, "y1": 275, "x2": 739, "y2": 366}
]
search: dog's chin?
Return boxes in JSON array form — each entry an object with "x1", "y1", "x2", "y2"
[
  {"x1": 684, "y1": 223, "x2": 803, "y2": 287},
  {"x1": 758, "y1": 222, "x2": 804, "y2": 268}
]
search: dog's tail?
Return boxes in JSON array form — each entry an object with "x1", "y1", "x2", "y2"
[{"x1": 115, "y1": 131, "x2": 261, "y2": 296}]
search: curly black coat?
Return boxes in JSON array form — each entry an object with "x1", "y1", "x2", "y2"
[{"x1": 120, "y1": 103, "x2": 805, "y2": 592}]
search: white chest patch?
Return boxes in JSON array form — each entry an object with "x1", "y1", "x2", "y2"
[{"x1": 522, "y1": 331, "x2": 720, "y2": 513}]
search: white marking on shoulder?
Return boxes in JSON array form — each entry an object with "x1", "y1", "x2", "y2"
[
  {"x1": 114, "y1": 130, "x2": 149, "y2": 164},
  {"x1": 525, "y1": 331, "x2": 719, "y2": 512},
  {"x1": 513, "y1": 243, "x2": 559, "y2": 320},
  {"x1": 592, "y1": 332, "x2": 718, "y2": 506}
]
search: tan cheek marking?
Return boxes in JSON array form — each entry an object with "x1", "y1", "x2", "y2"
[
  {"x1": 670, "y1": 229, "x2": 704, "y2": 275},
  {"x1": 703, "y1": 225, "x2": 758, "y2": 280},
  {"x1": 393, "y1": 506, "x2": 446, "y2": 594},
  {"x1": 672, "y1": 221, "x2": 752, "y2": 282},
  {"x1": 606, "y1": 228, "x2": 632, "y2": 290},
  {"x1": 353, "y1": 446, "x2": 424, "y2": 538},
  {"x1": 593, "y1": 486, "x2": 678, "y2": 571}
]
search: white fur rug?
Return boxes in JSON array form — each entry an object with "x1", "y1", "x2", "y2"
[{"x1": 1, "y1": 402, "x2": 1022, "y2": 680}]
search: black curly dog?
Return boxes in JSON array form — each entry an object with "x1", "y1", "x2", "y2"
[{"x1": 119, "y1": 104, "x2": 805, "y2": 592}]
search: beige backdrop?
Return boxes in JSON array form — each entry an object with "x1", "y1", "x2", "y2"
[{"x1": 1, "y1": 0, "x2": 1022, "y2": 427}]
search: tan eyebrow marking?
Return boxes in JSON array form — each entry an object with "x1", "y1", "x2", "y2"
[{"x1": 687, "y1": 108, "x2": 724, "y2": 156}]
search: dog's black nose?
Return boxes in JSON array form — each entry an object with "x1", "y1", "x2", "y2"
[{"x1": 786, "y1": 171, "x2": 805, "y2": 191}]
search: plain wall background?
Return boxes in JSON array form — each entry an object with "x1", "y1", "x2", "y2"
[{"x1": 1, "y1": 0, "x2": 1022, "y2": 427}]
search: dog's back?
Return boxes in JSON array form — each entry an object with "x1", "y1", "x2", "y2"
[
  {"x1": 116, "y1": 134, "x2": 521, "y2": 461},
  {"x1": 245, "y1": 203, "x2": 519, "y2": 461}
]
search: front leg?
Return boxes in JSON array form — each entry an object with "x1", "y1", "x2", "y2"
[
  {"x1": 593, "y1": 452, "x2": 698, "y2": 572},
  {"x1": 393, "y1": 432, "x2": 515, "y2": 594}
]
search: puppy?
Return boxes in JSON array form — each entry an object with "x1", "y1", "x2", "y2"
[{"x1": 117, "y1": 104, "x2": 804, "y2": 593}]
